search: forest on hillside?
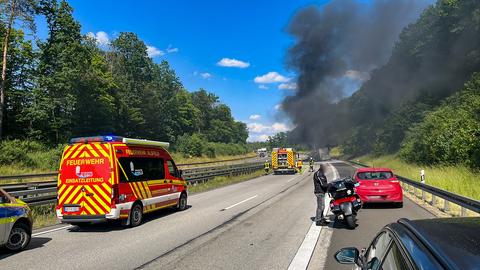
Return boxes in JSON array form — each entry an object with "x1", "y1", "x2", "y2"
[{"x1": 0, "y1": 0, "x2": 249, "y2": 158}]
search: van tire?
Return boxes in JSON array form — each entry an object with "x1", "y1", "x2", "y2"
[
  {"x1": 5, "y1": 222, "x2": 31, "y2": 252},
  {"x1": 130, "y1": 203, "x2": 143, "y2": 227},
  {"x1": 177, "y1": 193, "x2": 187, "y2": 211}
]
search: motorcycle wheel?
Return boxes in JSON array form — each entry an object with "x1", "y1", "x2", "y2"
[{"x1": 345, "y1": 215, "x2": 356, "y2": 229}]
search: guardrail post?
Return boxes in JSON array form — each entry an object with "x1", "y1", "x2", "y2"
[
  {"x1": 421, "y1": 190, "x2": 425, "y2": 201},
  {"x1": 414, "y1": 187, "x2": 417, "y2": 198},
  {"x1": 443, "y1": 200, "x2": 450, "y2": 213},
  {"x1": 461, "y1": 207, "x2": 466, "y2": 217},
  {"x1": 431, "y1": 194, "x2": 436, "y2": 206}
]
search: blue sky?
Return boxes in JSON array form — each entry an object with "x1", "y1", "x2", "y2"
[{"x1": 57, "y1": 0, "x2": 330, "y2": 141}]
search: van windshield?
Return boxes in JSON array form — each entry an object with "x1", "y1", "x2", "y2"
[{"x1": 357, "y1": 171, "x2": 393, "y2": 180}]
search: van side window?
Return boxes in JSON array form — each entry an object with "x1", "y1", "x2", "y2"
[
  {"x1": 166, "y1": 160, "x2": 178, "y2": 178},
  {"x1": 118, "y1": 157, "x2": 164, "y2": 182}
]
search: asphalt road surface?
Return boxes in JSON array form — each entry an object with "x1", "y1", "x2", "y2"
[{"x1": 0, "y1": 161, "x2": 434, "y2": 270}]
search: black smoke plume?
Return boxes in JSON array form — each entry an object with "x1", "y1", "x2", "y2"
[{"x1": 283, "y1": 0, "x2": 433, "y2": 147}]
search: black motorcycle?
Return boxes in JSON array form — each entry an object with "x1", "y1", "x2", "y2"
[{"x1": 327, "y1": 177, "x2": 362, "y2": 229}]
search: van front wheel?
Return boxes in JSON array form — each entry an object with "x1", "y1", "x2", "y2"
[
  {"x1": 177, "y1": 193, "x2": 187, "y2": 211},
  {"x1": 130, "y1": 203, "x2": 143, "y2": 227}
]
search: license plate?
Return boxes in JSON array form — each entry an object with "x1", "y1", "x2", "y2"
[
  {"x1": 368, "y1": 196, "x2": 383, "y2": 199},
  {"x1": 64, "y1": 206, "x2": 80, "y2": 212}
]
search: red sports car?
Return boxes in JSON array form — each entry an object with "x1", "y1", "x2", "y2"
[{"x1": 354, "y1": 167, "x2": 403, "y2": 207}]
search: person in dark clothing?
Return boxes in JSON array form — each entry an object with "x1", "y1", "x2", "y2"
[{"x1": 313, "y1": 164, "x2": 329, "y2": 226}]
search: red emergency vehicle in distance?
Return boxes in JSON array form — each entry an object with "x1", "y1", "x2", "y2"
[{"x1": 56, "y1": 136, "x2": 188, "y2": 227}]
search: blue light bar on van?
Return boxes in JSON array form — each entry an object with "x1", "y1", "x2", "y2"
[{"x1": 69, "y1": 136, "x2": 124, "y2": 144}]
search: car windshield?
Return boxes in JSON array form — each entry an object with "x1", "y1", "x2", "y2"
[{"x1": 357, "y1": 171, "x2": 393, "y2": 180}]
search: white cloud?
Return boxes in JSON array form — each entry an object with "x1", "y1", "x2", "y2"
[
  {"x1": 87, "y1": 31, "x2": 110, "y2": 46},
  {"x1": 147, "y1": 45, "x2": 164, "y2": 57},
  {"x1": 247, "y1": 134, "x2": 270, "y2": 142},
  {"x1": 258, "y1": 85, "x2": 269, "y2": 90},
  {"x1": 200, "y1": 72, "x2": 212, "y2": 79},
  {"x1": 254, "y1": 71, "x2": 290, "y2": 84},
  {"x1": 249, "y1": 114, "x2": 261, "y2": 120},
  {"x1": 217, "y1": 58, "x2": 250, "y2": 68},
  {"x1": 272, "y1": 122, "x2": 291, "y2": 132},
  {"x1": 275, "y1": 104, "x2": 282, "y2": 110},
  {"x1": 344, "y1": 70, "x2": 370, "y2": 81},
  {"x1": 278, "y1": 82, "x2": 297, "y2": 90},
  {"x1": 247, "y1": 123, "x2": 270, "y2": 133}
]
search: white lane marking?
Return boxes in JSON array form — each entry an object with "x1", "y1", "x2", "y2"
[
  {"x1": 32, "y1": 225, "x2": 72, "y2": 237},
  {"x1": 288, "y1": 222, "x2": 323, "y2": 270},
  {"x1": 221, "y1": 195, "x2": 258, "y2": 211},
  {"x1": 312, "y1": 226, "x2": 334, "y2": 270}
]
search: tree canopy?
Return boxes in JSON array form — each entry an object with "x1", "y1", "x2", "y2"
[{"x1": 0, "y1": 0, "x2": 248, "y2": 151}]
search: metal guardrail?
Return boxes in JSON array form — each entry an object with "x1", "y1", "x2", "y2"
[
  {"x1": 348, "y1": 160, "x2": 480, "y2": 215},
  {"x1": 0, "y1": 156, "x2": 260, "y2": 183},
  {"x1": 0, "y1": 162, "x2": 264, "y2": 206}
]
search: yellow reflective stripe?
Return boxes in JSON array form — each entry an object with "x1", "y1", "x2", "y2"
[
  {"x1": 58, "y1": 183, "x2": 66, "y2": 195},
  {"x1": 82, "y1": 200, "x2": 95, "y2": 215},
  {"x1": 135, "y1": 182, "x2": 148, "y2": 199},
  {"x1": 65, "y1": 186, "x2": 81, "y2": 204},
  {"x1": 0, "y1": 217, "x2": 17, "y2": 225},
  {"x1": 79, "y1": 151, "x2": 91, "y2": 158},
  {"x1": 72, "y1": 190, "x2": 83, "y2": 205},
  {"x1": 142, "y1": 182, "x2": 152, "y2": 198},
  {"x1": 129, "y1": 183, "x2": 141, "y2": 199},
  {"x1": 63, "y1": 144, "x2": 79, "y2": 160},
  {"x1": 85, "y1": 186, "x2": 109, "y2": 212},
  {"x1": 117, "y1": 160, "x2": 129, "y2": 181},
  {"x1": 86, "y1": 145, "x2": 100, "y2": 158},
  {"x1": 83, "y1": 194, "x2": 103, "y2": 214},
  {"x1": 70, "y1": 145, "x2": 86, "y2": 159},
  {"x1": 94, "y1": 143, "x2": 109, "y2": 157},
  {"x1": 59, "y1": 185, "x2": 74, "y2": 204},
  {"x1": 0, "y1": 203, "x2": 26, "y2": 207},
  {"x1": 92, "y1": 185, "x2": 111, "y2": 204}
]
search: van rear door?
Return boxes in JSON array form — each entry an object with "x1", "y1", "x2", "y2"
[{"x1": 58, "y1": 143, "x2": 113, "y2": 216}]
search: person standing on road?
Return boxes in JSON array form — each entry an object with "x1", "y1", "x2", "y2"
[
  {"x1": 309, "y1": 158, "x2": 314, "y2": 172},
  {"x1": 264, "y1": 160, "x2": 270, "y2": 175},
  {"x1": 313, "y1": 164, "x2": 329, "y2": 226}
]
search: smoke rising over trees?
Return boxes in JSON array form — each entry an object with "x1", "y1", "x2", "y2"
[{"x1": 283, "y1": 0, "x2": 480, "y2": 160}]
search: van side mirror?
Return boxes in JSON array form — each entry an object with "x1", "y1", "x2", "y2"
[
  {"x1": 178, "y1": 169, "x2": 183, "y2": 178},
  {"x1": 335, "y1": 247, "x2": 360, "y2": 265}
]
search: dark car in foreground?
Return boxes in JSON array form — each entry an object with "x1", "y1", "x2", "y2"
[{"x1": 334, "y1": 217, "x2": 480, "y2": 270}]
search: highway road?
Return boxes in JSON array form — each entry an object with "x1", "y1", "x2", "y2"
[{"x1": 0, "y1": 161, "x2": 434, "y2": 270}]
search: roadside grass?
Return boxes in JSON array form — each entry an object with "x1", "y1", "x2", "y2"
[
  {"x1": 188, "y1": 169, "x2": 264, "y2": 194},
  {"x1": 31, "y1": 203, "x2": 58, "y2": 229},
  {"x1": 355, "y1": 155, "x2": 480, "y2": 201},
  {"x1": 27, "y1": 169, "x2": 264, "y2": 229}
]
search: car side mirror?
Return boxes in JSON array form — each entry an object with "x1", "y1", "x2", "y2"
[
  {"x1": 334, "y1": 247, "x2": 360, "y2": 265},
  {"x1": 0, "y1": 196, "x2": 6, "y2": 204}
]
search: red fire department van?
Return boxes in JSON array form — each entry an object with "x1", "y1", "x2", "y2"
[{"x1": 56, "y1": 136, "x2": 188, "y2": 227}]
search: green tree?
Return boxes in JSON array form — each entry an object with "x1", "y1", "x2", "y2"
[{"x1": 0, "y1": 0, "x2": 37, "y2": 140}]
